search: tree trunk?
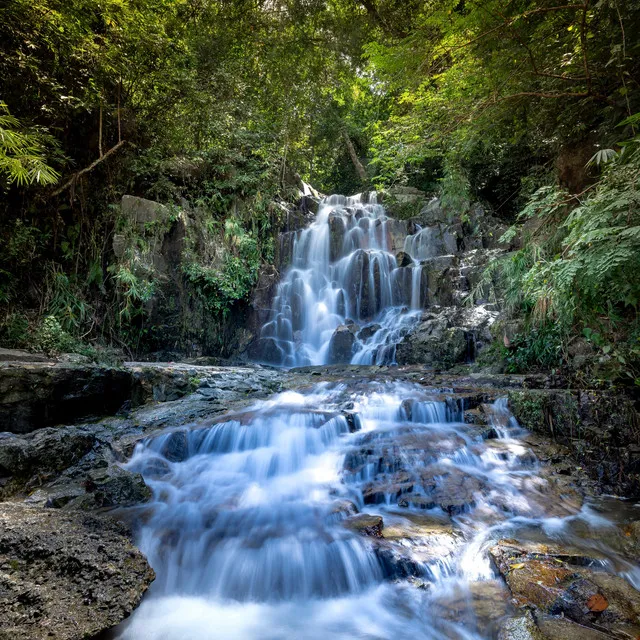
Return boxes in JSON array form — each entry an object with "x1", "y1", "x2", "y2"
[{"x1": 342, "y1": 129, "x2": 367, "y2": 183}]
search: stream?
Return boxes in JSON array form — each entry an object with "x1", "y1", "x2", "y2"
[{"x1": 115, "y1": 194, "x2": 640, "y2": 639}]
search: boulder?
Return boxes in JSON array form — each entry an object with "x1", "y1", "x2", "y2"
[
  {"x1": 327, "y1": 325, "x2": 356, "y2": 364},
  {"x1": 343, "y1": 513, "x2": 383, "y2": 538},
  {"x1": 415, "y1": 198, "x2": 447, "y2": 226},
  {"x1": 0, "y1": 362, "x2": 132, "y2": 434},
  {"x1": 490, "y1": 539, "x2": 640, "y2": 638},
  {"x1": 357, "y1": 324, "x2": 381, "y2": 342},
  {"x1": 0, "y1": 502, "x2": 154, "y2": 640},
  {"x1": 395, "y1": 306, "x2": 497, "y2": 367},
  {"x1": 395, "y1": 251, "x2": 413, "y2": 267},
  {"x1": 121, "y1": 194, "x2": 170, "y2": 229}
]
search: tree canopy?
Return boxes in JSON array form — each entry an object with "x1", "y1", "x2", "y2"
[{"x1": 1, "y1": 0, "x2": 639, "y2": 379}]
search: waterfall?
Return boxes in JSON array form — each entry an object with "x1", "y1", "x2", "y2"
[
  {"x1": 255, "y1": 193, "x2": 423, "y2": 367},
  {"x1": 118, "y1": 383, "x2": 637, "y2": 640}
]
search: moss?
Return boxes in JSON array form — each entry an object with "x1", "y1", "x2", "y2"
[{"x1": 507, "y1": 390, "x2": 579, "y2": 438}]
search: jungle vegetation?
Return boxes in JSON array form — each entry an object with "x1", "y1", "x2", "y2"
[{"x1": 1, "y1": 0, "x2": 638, "y2": 382}]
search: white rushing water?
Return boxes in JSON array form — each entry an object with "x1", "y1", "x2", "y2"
[
  {"x1": 116, "y1": 194, "x2": 638, "y2": 639},
  {"x1": 117, "y1": 380, "x2": 638, "y2": 640},
  {"x1": 257, "y1": 194, "x2": 427, "y2": 367}
]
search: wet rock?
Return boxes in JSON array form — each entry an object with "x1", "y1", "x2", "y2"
[
  {"x1": 490, "y1": 539, "x2": 640, "y2": 637},
  {"x1": 396, "y1": 251, "x2": 413, "y2": 267},
  {"x1": 534, "y1": 614, "x2": 612, "y2": 640},
  {"x1": 436, "y1": 580, "x2": 510, "y2": 633},
  {"x1": 159, "y1": 429, "x2": 190, "y2": 462},
  {"x1": 82, "y1": 465, "x2": 151, "y2": 509},
  {"x1": 396, "y1": 306, "x2": 497, "y2": 368},
  {"x1": 329, "y1": 212, "x2": 346, "y2": 261},
  {"x1": 0, "y1": 502, "x2": 154, "y2": 640},
  {"x1": 0, "y1": 428, "x2": 97, "y2": 497},
  {"x1": 342, "y1": 410, "x2": 362, "y2": 433},
  {"x1": 498, "y1": 610, "x2": 544, "y2": 640},
  {"x1": 357, "y1": 324, "x2": 381, "y2": 342},
  {"x1": 343, "y1": 513, "x2": 383, "y2": 537},
  {"x1": 327, "y1": 325, "x2": 356, "y2": 364}
]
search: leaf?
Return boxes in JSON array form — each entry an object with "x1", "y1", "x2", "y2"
[
  {"x1": 509, "y1": 563, "x2": 525, "y2": 570},
  {"x1": 587, "y1": 593, "x2": 608, "y2": 612}
]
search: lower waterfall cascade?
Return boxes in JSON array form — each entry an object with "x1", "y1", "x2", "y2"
[
  {"x1": 255, "y1": 193, "x2": 442, "y2": 367},
  {"x1": 117, "y1": 378, "x2": 640, "y2": 640}
]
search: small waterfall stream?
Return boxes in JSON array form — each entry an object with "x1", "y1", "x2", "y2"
[
  {"x1": 257, "y1": 194, "x2": 436, "y2": 367},
  {"x1": 116, "y1": 193, "x2": 639, "y2": 639},
  {"x1": 118, "y1": 380, "x2": 640, "y2": 640}
]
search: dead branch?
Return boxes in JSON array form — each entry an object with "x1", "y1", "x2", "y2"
[{"x1": 51, "y1": 140, "x2": 127, "y2": 198}]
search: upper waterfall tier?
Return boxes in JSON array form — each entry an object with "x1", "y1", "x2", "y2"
[{"x1": 254, "y1": 193, "x2": 441, "y2": 367}]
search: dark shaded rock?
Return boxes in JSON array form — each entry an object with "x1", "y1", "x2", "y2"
[
  {"x1": 396, "y1": 251, "x2": 413, "y2": 267},
  {"x1": 327, "y1": 325, "x2": 355, "y2": 364},
  {"x1": 0, "y1": 428, "x2": 97, "y2": 493},
  {"x1": 83, "y1": 466, "x2": 151, "y2": 509},
  {"x1": 329, "y1": 212, "x2": 346, "y2": 261},
  {"x1": 343, "y1": 513, "x2": 383, "y2": 537},
  {"x1": 0, "y1": 502, "x2": 154, "y2": 640},
  {"x1": 0, "y1": 363, "x2": 132, "y2": 434},
  {"x1": 342, "y1": 410, "x2": 362, "y2": 433},
  {"x1": 159, "y1": 429, "x2": 189, "y2": 462},
  {"x1": 508, "y1": 389, "x2": 640, "y2": 497},
  {"x1": 0, "y1": 349, "x2": 51, "y2": 364},
  {"x1": 357, "y1": 324, "x2": 381, "y2": 342}
]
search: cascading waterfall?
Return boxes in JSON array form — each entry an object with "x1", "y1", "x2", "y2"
[
  {"x1": 118, "y1": 380, "x2": 639, "y2": 640},
  {"x1": 116, "y1": 192, "x2": 639, "y2": 639},
  {"x1": 256, "y1": 194, "x2": 424, "y2": 367}
]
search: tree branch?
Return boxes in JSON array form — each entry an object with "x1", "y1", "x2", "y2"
[
  {"x1": 51, "y1": 140, "x2": 127, "y2": 197},
  {"x1": 342, "y1": 129, "x2": 368, "y2": 183},
  {"x1": 579, "y1": 1, "x2": 592, "y2": 94},
  {"x1": 449, "y1": 4, "x2": 585, "y2": 52}
]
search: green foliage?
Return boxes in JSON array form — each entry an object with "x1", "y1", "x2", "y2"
[
  {"x1": 503, "y1": 325, "x2": 564, "y2": 374},
  {"x1": 33, "y1": 315, "x2": 77, "y2": 355},
  {"x1": 489, "y1": 128, "x2": 640, "y2": 383},
  {"x1": 0, "y1": 102, "x2": 60, "y2": 187},
  {"x1": 363, "y1": 0, "x2": 640, "y2": 213},
  {"x1": 111, "y1": 266, "x2": 155, "y2": 321},
  {"x1": 184, "y1": 221, "x2": 260, "y2": 319}
]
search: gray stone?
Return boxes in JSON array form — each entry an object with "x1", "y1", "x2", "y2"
[
  {"x1": 327, "y1": 325, "x2": 355, "y2": 364},
  {"x1": 416, "y1": 198, "x2": 447, "y2": 225},
  {"x1": 498, "y1": 611, "x2": 544, "y2": 640},
  {"x1": 121, "y1": 194, "x2": 170, "y2": 229},
  {"x1": 0, "y1": 362, "x2": 132, "y2": 434},
  {"x1": 0, "y1": 349, "x2": 50, "y2": 364},
  {"x1": 0, "y1": 502, "x2": 154, "y2": 640},
  {"x1": 357, "y1": 324, "x2": 381, "y2": 342},
  {"x1": 112, "y1": 232, "x2": 127, "y2": 259}
]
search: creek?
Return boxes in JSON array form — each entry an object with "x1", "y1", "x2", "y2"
[{"x1": 115, "y1": 195, "x2": 640, "y2": 639}]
